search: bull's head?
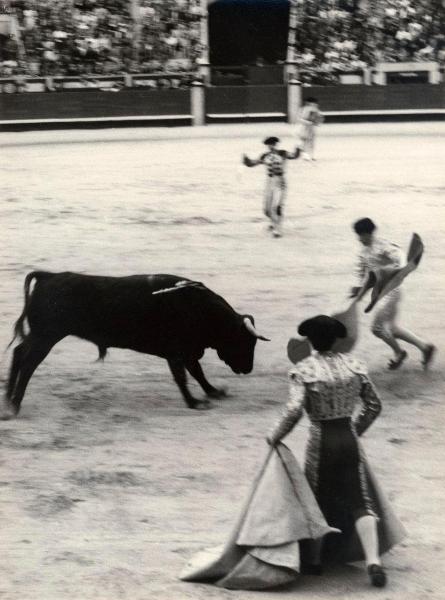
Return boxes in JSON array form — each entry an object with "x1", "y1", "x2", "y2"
[{"x1": 216, "y1": 315, "x2": 270, "y2": 374}]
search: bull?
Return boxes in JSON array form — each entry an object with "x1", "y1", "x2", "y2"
[{"x1": 2, "y1": 271, "x2": 269, "y2": 419}]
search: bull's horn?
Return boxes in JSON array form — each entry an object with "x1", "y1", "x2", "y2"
[{"x1": 243, "y1": 317, "x2": 270, "y2": 341}]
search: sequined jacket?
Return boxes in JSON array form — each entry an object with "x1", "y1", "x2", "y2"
[
  {"x1": 268, "y1": 352, "x2": 382, "y2": 445},
  {"x1": 259, "y1": 148, "x2": 300, "y2": 178}
]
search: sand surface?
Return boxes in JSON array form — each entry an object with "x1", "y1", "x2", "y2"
[{"x1": 0, "y1": 122, "x2": 444, "y2": 599}]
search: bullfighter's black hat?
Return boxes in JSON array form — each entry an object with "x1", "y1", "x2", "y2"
[
  {"x1": 298, "y1": 315, "x2": 347, "y2": 352},
  {"x1": 263, "y1": 136, "x2": 280, "y2": 145}
]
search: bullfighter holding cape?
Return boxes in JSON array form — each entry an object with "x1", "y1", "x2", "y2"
[
  {"x1": 181, "y1": 315, "x2": 406, "y2": 591},
  {"x1": 287, "y1": 230, "x2": 431, "y2": 365}
]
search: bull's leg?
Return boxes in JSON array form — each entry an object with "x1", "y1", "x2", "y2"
[
  {"x1": 1, "y1": 342, "x2": 27, "y2": 420},
  {"x1": 166, "y1": 358, "x2": 211, "y2": 410},
  {"x1": 4, "y1": 338, "x2": 55, "y2": 418},
  {"x1": 6, "y1": 342, "x2": 26, "y2": 400},
  {"x1": 185, "y1": 359, "x2": 227, "y2": 399}
]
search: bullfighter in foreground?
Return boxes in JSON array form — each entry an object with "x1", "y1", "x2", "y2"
[
  {"x1": 350, "y1": 218, "x2": 436, "y2": 370},
  {"x1": 180, "y1": 316, "x2": 405, "y2": 590},
  {"x1": 267, "y1": 316, "x2": 388, "y2": 587},
  {"x1": 243, "y1": 136, "x2": 300, "y2": 238}
]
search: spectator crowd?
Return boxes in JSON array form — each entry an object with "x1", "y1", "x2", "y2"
[
  {"x1": 0, "y1": 0, "x2": 202, "y2": 78},
  {"x1": 0, "y1": 0, "x2": 444, "y2": 84},
  {"x1": 295, "y1": 0, "x2": 445, "y2": 84}
]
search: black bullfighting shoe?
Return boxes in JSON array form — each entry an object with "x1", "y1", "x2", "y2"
[
  {"x1": 367, "y1": 564, "x2": 387, "y2": 588},
  {"x1": 388, "y1": 350, "x2": 408, "y2": 370},
  {"x1": 422, "y1": 344, "x2": 436, "y2": 370},
  {"x1": 300, "y1": 563, "x2": 323, "y2": 576}
]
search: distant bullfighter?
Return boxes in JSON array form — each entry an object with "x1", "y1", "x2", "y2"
[{"x1": 2, "y1": 272, "x2": 269, "y2": 419}]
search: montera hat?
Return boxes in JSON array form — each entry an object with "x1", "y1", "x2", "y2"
[
  {"x1": 287, "y1": 315, "x2": 347, "y2": 363},
  {"x1": 263, "y1": 136, "x2": 280, "y2": 145},
  {"x1": 298, "y1": 315, "x2": 346, "y2": 348}
]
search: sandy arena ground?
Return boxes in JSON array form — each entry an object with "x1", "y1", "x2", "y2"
[{"x1": 0, "y1": 122, "x2": 444, "y2": 600}]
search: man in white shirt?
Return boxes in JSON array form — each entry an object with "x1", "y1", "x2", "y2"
[
  {"x1": 298, "y1": 97, "x2": 324, "y2": 161},
  {"x1": 351, "y1": 218, "x2": 435, "y2": 370}
]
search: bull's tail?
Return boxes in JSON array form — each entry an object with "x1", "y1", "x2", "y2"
[{"x1": 7, "y1": 271, "x2": 53, "y2": 348}]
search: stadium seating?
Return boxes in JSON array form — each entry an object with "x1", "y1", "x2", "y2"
[
  {"x1": 0, "y1": 0, "x2": 443, "y2": 82},
  {"x1": 0, "y1": 0, "x2": 201, "y2": 77},
  {"x1": 294, "y1": 0, "x2": 445, "y2": 84}
]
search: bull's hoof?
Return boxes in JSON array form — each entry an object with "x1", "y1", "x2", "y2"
[
  {"x1": 206, "y1": 386, "x2": 228, "y2": 399},
  {"x1": 191, "y1": 400, "x2": 213, "y2": 411},
  {"x1": 0, "y1": 406, "x2": 17, "y2": 421}
]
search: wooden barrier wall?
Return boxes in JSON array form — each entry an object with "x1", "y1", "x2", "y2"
[
  {"x1": 302, "y1": 84, "x2": 445, "y2": 111},
  {"x1": 0, "y1": 83, "x2": 444, "y2": 127},
  {"x1": 0, "y1": 88, "x2": 191, "y2": 121}
]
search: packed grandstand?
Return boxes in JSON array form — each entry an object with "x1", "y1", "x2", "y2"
[{"x1": 0, "y1": 0, "x2": 444, "y2": 83}]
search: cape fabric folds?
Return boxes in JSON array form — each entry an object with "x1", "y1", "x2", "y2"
[
  {"x1": 180, "y1": 443, "x2": 337, "y2": 590},
  {"x1": 361, "y1": 232, "x2": 424, "y2": 313},
  {"x1": 180, "y1": 443, "x2": 406, "y2": 590}
]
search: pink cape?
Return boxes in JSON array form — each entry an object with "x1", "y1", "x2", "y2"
[{"x1": 180, "y1": 443, "x2": 405, "y2": 590}]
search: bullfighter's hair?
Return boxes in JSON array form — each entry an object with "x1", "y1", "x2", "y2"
[
  {"x1": 353, "y1": 218, "x2": 376, "y2": 235},
  {"x1": 263, "y1": 136, "x2": 279, "y2": 146}
]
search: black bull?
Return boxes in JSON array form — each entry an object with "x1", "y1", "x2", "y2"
[{"x1": 2, "y1": 272, "x2": 269, "y2": 419}]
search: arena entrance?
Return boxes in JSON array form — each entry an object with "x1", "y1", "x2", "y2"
[
  {"x1": 208, "y1": 0, "x2": 290, "y2": 70},
  {"x1": 206, "y1": 0, "x2": 289, "y2": 119}
]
